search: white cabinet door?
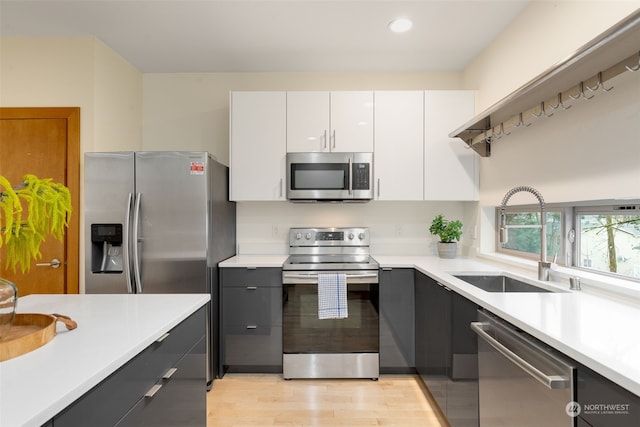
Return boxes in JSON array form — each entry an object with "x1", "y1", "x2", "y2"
[
  {"x1": 330, "y1": 91, "x2": 374, "y2": 152},
  {"x1": 286, "y1": 91, "x2": 374, "y2": 153},
  {"x1": 230, "y1": 91, "x2": 286, "y2": 201},
  {"x1": 286, "y1": 92, "x2": 330, "y2": 152},
  {"x1": 374, "y1": 91, "x2": 424, "y2": 200},
  {"x1": 424, "y1": 91, "x2": 477, "y2": 201}
]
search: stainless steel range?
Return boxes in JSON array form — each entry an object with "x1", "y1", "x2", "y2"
[{"x1": 282, "y1": 227, "x2": 379, "y2": 380}]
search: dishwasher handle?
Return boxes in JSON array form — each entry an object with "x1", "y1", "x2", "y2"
[{"x1": 471, "y1": 321, "x2": 570, "y2": 390}]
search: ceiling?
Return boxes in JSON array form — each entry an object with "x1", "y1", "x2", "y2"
[{"x1": 0, "y1": 0, "x2": 531, "y2": 73}]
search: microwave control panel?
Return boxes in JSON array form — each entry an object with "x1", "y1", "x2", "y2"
[{"x1": 352, "y1": 163, "x2": 370, "y2": 190}]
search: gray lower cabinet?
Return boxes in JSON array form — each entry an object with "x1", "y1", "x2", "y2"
[
  {"x1": 577, "y1": 364, "x2": 640, "y2": 426},
  {"x1": 379, "y1": 268, "x2": 415, "y2": 373},
  {"x1": 221, "y1": 267, "x2": 282, "y2": 374},
  {"x1": 415, "y1": 271, "x2": 479, "y2": 427},
  {"x1": 53, "y1": 307, "x2": 207, "y2": 427}
]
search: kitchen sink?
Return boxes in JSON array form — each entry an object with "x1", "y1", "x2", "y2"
[{"x1": 453, "y1": 274, "x2": 563, "y2": 293}]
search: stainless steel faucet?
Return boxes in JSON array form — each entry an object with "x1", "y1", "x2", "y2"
[{"x1": 499, "y1": 186, "x2": 552, "y2": 281}]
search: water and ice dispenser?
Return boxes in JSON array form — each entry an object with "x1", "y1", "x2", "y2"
[{"x1": 90, "y1": 224, "x2": 123, "y2": 273}]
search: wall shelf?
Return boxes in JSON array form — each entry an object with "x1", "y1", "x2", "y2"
[{"x1": 450, "y1": 8, "x2": 640, "y2": 157}]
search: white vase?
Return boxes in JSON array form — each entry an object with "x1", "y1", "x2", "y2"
[{"x1": 437, "y1": 242, "x2": 457, "y2": 259}]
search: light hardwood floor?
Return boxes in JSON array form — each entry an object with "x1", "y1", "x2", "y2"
[{"x1": 207, "y1": 374, "x2": 446, "y2": 427}]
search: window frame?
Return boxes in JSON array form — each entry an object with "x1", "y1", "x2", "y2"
[
  {"x1": 495, "y1": 204, "x2": 569, "y2": 266},
  {"x1": 495, "y1": 201, "x2": 640, "y2": 283},
  {"x1": 573, "y1": 203, "x2": 640, "y2": 282}
]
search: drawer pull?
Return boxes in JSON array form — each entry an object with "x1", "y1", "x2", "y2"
[
  {"x1": 163, "y1": 367, "x2": 178, "y2": 379},
  {"x1": 145, "y1": 383, "x2": 163, "y2": 398},
  {"x1": 246, "y1": 325, "x2": 257, "y2": 329},
  {"x1": 246, "y1": 286, "x2": 258, "y2": 290},
  {"x1": 156, "y1": 332, "x2": 170, "y2": 343}
]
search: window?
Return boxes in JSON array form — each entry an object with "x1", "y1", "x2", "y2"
[
  {"x1": 496, "y1": 202, "x2": 640, "y2": 282},
  {"x1": 575, "y1": 205, "x2": 640, "y2": 280},
  {"x1": 497, "y1": 207, "x2": 564, "y2": 264}
]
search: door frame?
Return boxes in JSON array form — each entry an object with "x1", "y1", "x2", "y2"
[{"x1": 0, "y1": 107, "x2": 80, "y2": 294}]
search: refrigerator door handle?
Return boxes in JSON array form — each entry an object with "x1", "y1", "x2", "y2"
[
  {"x1": 123, "y1": 193, "x2": 134, "y2": 293},
  {"x1": 132, "y1": 192, "x2": 143, "y2": 293}
]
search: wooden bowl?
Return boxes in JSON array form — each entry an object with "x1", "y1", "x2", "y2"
[{"x1": 0, "y1": 313, "x2": 77, "y2": 362}]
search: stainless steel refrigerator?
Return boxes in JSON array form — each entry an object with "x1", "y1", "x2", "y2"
[{"x1": 84, "y1": 151, "x2": 236, "y2": 387}]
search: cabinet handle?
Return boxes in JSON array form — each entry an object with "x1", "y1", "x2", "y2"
[
  {"x1": 246, "y1": 266, "x2": 257, "y2": 270},
  {"x1": 279, "y1": 178, "x2": 283, "y2": 198},
  {"x1": 246, "y1": 286, "x2": 258, "y2": 290},
  {"x1": 323, "y1": 130, "x2": 327, "y2": 149},
  {"x1": 156, "y1": 332, "x2": 170, "y2": 343},
  {"x1": 382, "y1": 267, "x2": 393, "y2": 271},
  {"x1": 332, "y1": 130, "x2": 336, "y2": 149},
  {"x1": 246, "y1": 325, "x2": 257, "y2": 329},
  {"x1": 163, "y1": 367, "x2": 178, "y2": 379},
  {"x1": 145, "y1": 383, "x2": 163, "y2": 398},
  {"x1": 377, "y1": 178, "x2": 381, "y2": 198}
]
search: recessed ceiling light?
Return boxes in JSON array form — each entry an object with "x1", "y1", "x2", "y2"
[{"x1": 388, "y1": 18, "x2": 413, "y2": 33}]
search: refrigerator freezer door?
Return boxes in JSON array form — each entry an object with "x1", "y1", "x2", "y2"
[
  {"x1": 134, "y1": 152, "x2": 209, "y2": 294},
  {"x1": 85, "y1": 152, "x2": 135, "y2": 293}
]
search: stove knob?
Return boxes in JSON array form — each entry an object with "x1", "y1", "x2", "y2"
[
  {"x1": 305, "y1": 233, "x2": 312, "y2": 240},
  {"x1": 348, "y1": 233, "x2": 354, "y2": 240},
  {"x1": 358, "y1": 232, "x2": 365, "y2": 240},
  {"x1": 295, "y1": 233, "x2": 302, "y2": 240}
]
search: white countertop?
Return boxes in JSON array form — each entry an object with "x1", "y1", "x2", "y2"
[
  {"x1": 221, "y1": 254, "x2": 640, "y2": 397},
  {"x1": 219, "y1": 254, "x2": 288, "y2": 268},
  {"x1": 374, "y1": 255, "x2": 640, "y2": 398},
  {"x1": 0, "y1": 293, "x2": 210, "y2": 427}
]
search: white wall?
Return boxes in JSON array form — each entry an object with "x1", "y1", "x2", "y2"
[
  {"x1": 142, "y1": 72, "x2": 463, "y2": 165},
  {"x1": 1, "y1": 37, "x2": 143, "y2": 291},
  {"x1": 237, "y1": 201, "x2": 477, "y2": 257},
  {"x1": 462, "y1": 1, "x2": 640, "y2": 255},
  {"x1": 464, "y1": 1, "x2": 640, "y2": 111}
]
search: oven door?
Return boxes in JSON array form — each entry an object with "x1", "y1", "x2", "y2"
[{"x1": 282, "y1": 270, "x2": 380, "y2": 378}]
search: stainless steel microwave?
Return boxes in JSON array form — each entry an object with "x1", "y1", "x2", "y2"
[{"x1": 286, "y1": 152, "x2": 373, "y2": 202}]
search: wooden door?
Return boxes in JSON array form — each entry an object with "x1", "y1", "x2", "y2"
[{"x1": 0, "y1": 107, "x2": 80, "y2": 295}]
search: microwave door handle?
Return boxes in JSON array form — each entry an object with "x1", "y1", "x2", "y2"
[{"x1": 348, "y1": 157, "x2": 353, "y2": 195}]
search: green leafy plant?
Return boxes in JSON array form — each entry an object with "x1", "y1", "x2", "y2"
[
  {"x1": 0, "y1": 174, "x2": 72, "y2": 272},
  {"x1": 429, "y1": 214, "x2": 463, "y2": 243}
]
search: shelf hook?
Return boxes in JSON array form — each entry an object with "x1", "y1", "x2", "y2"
[
  {"x1": 514, "y1": 112, "x2": 531, "y2": 128},
  {"x1": 542, "y1": 102, "x2": 554, "y2": 118},
  {"x1": 580, "y1": 81, "x2": 595, "y2": 100},
  {"x1": 558, "y1": 92, "x2": 572, "y2": 110},
  {"x1": 547, "y1": 95, "x2": 560, "y2": 110},
  {"x1": 625, "y1": 51, "x2": 640, "y2": 72},
  {"x1": 531, "y1": 102, "x2": 544, "y2": 119}
]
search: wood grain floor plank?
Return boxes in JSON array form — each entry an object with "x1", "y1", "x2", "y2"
[{"x1": 207, "y1": 374, "x2": 445, "y2": 427}]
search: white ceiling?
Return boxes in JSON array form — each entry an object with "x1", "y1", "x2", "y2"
[{"x1": 0, "y1": 0, "x2": 531, "y2": 73}]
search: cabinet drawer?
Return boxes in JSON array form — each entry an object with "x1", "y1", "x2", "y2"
[
  {"x1": 223, "y1": 286, "x2": 282, "y2": 327},
  {"x1": 54, "y1": 307, "x2": 206, "y2": 427},
  {"x1": 221, "y1": 267, "x2": 282, "y2": 287},
  {"x1": 223, "y1": 326, "x2": 282, "y2": 366},
  {"x1": 115, "y1": 336, "x2": 206, "y2": 427}
]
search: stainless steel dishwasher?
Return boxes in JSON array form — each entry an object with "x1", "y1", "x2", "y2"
[{"x1": 471, "y1": 310, "x2": 576, "y2": 427}]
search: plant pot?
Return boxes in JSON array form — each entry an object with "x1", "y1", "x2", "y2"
[{"x1": 437, "y1": 242, "x2": 458, "y2": 259}]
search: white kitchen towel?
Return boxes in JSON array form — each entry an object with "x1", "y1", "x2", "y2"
[{"x1": 317, "y1": 273, "x2": 348, "y2": 319}]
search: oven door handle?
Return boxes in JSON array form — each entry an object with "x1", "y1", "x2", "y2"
[{"x1": 283, "y1": 272, "x2": 379, "y2": 284}]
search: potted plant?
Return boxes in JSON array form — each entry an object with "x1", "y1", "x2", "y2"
[
  {"x1": 0, "y1": 174, "x2": 72, "y2": 335},
  {"x1": 429, "y1": 214, "x2": 463, "y2": 259}
]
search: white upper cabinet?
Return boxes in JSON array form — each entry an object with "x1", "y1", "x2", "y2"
[
  {"x1": 286, "y1": 92, "x2": 330, "y2": 152},
  {"x1": 424, "y1": 91, "x2": 478, "y2": 201},
  {"x1": 286, "y1": 91, "x2": 374, "y2": 153},
  {"x1": 373, "y1": 91, "x2": 424, "y2": 201},
  {"x1": 230, "y1": 91, "x2": 287, "y2": 201}
]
